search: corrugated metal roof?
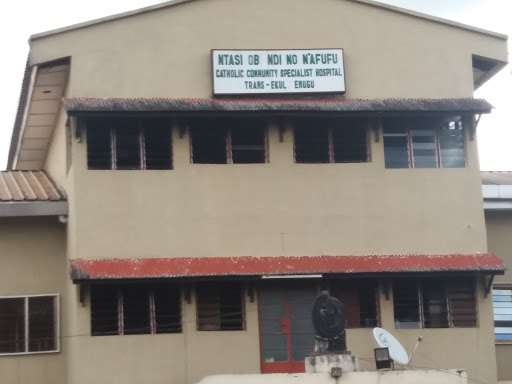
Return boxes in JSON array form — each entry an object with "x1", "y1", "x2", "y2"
[
  {"x1": 481, "y1": 171, "x2": 512, "y2": 185},
  {"x1": 0, "y1": 171, "x2": 66, "y2": 201},
  {"x1": 64, "y1": 98, "x2": 493, "y2": 115},
  {"x1": 69, "y1": 254, "x2": 504, "y2": 281}
]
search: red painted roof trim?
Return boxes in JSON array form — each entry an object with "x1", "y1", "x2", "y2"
[{"x1": 70, "y1": 254, "x2": 504, "y2": 281}]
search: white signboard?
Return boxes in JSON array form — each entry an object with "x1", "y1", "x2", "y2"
[{"x1": 212, "y1": 49, "x2": 345, "y2": 95}]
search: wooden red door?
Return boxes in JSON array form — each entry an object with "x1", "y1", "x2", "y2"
[{"x1": 258, "y1": 282, "x2": 317, "y2": 373}]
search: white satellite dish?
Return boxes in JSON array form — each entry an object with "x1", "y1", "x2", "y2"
[{"x1": 373, "y1": 327, "x2": 409, "y2": 365}]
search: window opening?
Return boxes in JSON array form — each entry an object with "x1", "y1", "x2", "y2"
[
  {"x1": 196, "y1": 282, "x2": 244, "y2": 331},
  {"x1": 86, "y1": 118, "x2": 172, "y2": 170},
  {"x1": 492, "y1": 287, "x2": 512, "y2": 341},
  {"x1": 330, "y1": 279, "x2": 379, "y2": 328},
  {"x1": 0, "y1": 295, "x2": 57, "y2": 355},
  {"x1": 393, "y1": 278, "x2": 476, "y2": 329},
  {"x1": 383, "y1": 116, "x2": 465, "y2": 169},
  {"x1": 294, "y1": 118, "x2": 368, "y2": 163},
  {"x1": 90, "y1": 285, "x2": 181, "y2": 336},
  {"x1": 190, "y1": 118, "x2": 266, "y2": 164}
]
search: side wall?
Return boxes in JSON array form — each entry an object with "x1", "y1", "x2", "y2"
[
  {"x1": 485, "y1": 210, "x2": 512, "y2": 383},
  {"x1": 0, "y1": 217, "x2": 67, "y2": 384}
]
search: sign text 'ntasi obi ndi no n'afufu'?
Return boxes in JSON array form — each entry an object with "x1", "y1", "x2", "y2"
[{"x1": 212, "y1": 49, "x2": 345, "y2": 95}]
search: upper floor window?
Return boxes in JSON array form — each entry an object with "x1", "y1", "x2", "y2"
[
  {"x1": 90, "y1": 284, "x2": 181, "y2": 336},
  {"x1": 330, "y1": 279, "x2": 379, "y2": 328},
  {"x1": 86, "y1": 118, "x2": 172, "y2": 170},
  {"x1": 294, "y1": 118, "x2": 368, "y2": 163},
  {"x1": 190, "y1": 118, "x2": 266, "y2": 164},
  {"x1": 394, "y1": 277, "x2": 476, "y2": 329},
  {"x1": 196, "y1": 282, "x2": 245, "y2": 331},
  {"x1": 493, "y1": 287, "x2": 512, "y2": 341},
  {"x1": 383, "y1": 116, "x2": 465, "y2": 168},
  {"x1": 0, "y1": 295, "x2": 58, "y2": 355}
]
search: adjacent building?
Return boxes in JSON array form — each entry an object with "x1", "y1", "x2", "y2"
[
  {"x1": 483, "y1": 171, "x2": 512, "y2": 384},
  {"x1": 0, "y1": 0, "x2": 509, "y2": 383}
]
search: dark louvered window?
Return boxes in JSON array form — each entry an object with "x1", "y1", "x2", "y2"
[
  {"x1": 0, "y1": 295, "x2": 57, "y2": 354},
  {"x1": 190, "y1": 118, "x2": 266, "y2": 164},
  {"x1": 196, "y1": 283, "x2": 244, "y2": 331},
  {"x1": 294, "y1": 118, "x2": 368, "y2": 163},
  {"x1": 90, "y1": 285, "x2": 181, "y2": 336},
  {"x1": 86, "y1": 117, "x2": 172, "y2": 170},
  {"x1": 394, "y1": 278, "x2": 476, "y2": 329},
  {"x1": 383, "y1": 116, "x2": 465, "y2": 169},
  {"x1": 331, "y1": 280, "x2": 379, "y2": 328}
]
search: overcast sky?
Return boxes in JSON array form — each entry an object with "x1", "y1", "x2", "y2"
[{"x1": 1, "y1": 0, "x2": 510, "y2": 170}]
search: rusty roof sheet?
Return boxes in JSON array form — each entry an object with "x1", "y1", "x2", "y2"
[
  {"x1": 0, "y1": 171, "x2": 66, "y2": 201},
  {"x1": 481, "y1": 171, "x2": 512, "y2": 185},
  {"x1": 63, "y1": 98, "x2": 493, "y2": 115},
  {"x1": 69, "y1": 254, "x2": 504, "y2": 281}
]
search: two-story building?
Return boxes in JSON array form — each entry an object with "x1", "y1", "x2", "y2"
[{"x1": 0, "y1": 0, "x2": 509, "y2": 383}]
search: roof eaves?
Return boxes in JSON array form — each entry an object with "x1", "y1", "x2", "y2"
[
  {"x1": 347, "y1": 0, "x2": 507, "y2": 40},
  {"x1": 30, "y1": 0, "x2": 199, "y2": 41},
  {"x1": 7, "y1": 58, "x2": 33, "y2": 170}
]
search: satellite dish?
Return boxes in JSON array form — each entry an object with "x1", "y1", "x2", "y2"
[{"x1": 373, "y1": 327, "x2": 409, "y2": 365}]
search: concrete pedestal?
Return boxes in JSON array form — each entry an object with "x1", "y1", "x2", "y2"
[{"x1": 305, "y1": 354, "x2": 360, "y2": 374}]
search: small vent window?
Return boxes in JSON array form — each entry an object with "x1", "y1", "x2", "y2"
[
  {"x1": 86, "y1": 118, "x2": 172, "y2": 170},
  {"x1": 393, "y1": 278, "x2": 476, "y2": 329},
  {"x1": 190, "y1": 118, "x2": 266, "y2": 164},
  {"x1": 294, "y1": 118, "x2": 368, "y2": 163},
  {"x1": 90, "y1": 285, "x2": 181, "y2": 336},
  {"x1": 196, "y1": 283, "x2": 245, "y2": 331}
]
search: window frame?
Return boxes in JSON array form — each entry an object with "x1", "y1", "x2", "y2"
[
  {"x1": 0, "y1": 294, "x2": 59, "y2": 356},
  {"x1": 393, "y1": 278, "x2": 477, "y2": 329},
  {"x1": 293, "y1": 119, "x2": 370, "y2": 164},
  {"x1": 90, "y1": 285, "x2": 182, "y2": 336},
  {"x1": 330, "y1": 279, "x2": 380, "y2": 329},
  {"x1": 195, "y1": 282, "x2": 246, "y2": 332},
  {"x1": 86, "y1": 118, "x2": 173, "y2": 170},
  {"x1": 383, "y1": 117, "x2": 466, "y2": 169},
  {"x1": 493, "y1": 285, "x2": 512, "y2": 343},
  {"x1": 189, "y1": 120, "x2": 268, "y2": 165}
]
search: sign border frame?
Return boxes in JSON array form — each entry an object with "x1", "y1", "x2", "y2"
[{"x1": 211, "y1": 48, "x2": 346, "y2": 97}]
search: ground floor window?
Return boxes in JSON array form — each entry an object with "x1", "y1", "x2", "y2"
[
  {"x1": 330, "y1": 279, "x2": 379, "y2": 328},
  {"x1": 393, "y1": 277, "x2": 477, "y2": 329},
  {"x1": 196, "y1": 282, "x2": 245, "y2": 331},
  {"x1": 90, "y1": 285, "x2": 181, "y2": 336},
  {"x1": 0, "y1": 295, "x2": 58, "y2": 354},
  {"x1": 493, "y1": 287, "x2": 512, "y2": 341}
]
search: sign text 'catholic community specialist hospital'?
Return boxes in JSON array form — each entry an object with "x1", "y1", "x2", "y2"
[{"x1": 212, "y1": 49, "x2": 345, "y2": 95}]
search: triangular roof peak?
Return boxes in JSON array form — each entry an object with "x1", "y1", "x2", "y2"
[{"x1": 30, "y1": 0, "x2": 507, "y2": 41}]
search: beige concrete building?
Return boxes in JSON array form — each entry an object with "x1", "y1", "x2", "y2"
[
  {"x1": 0, "y1": 0, "x2": 509, "y2": 383},
  {"x1": 483, "y1": 172, "x2": 512, "y2": 384}
]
